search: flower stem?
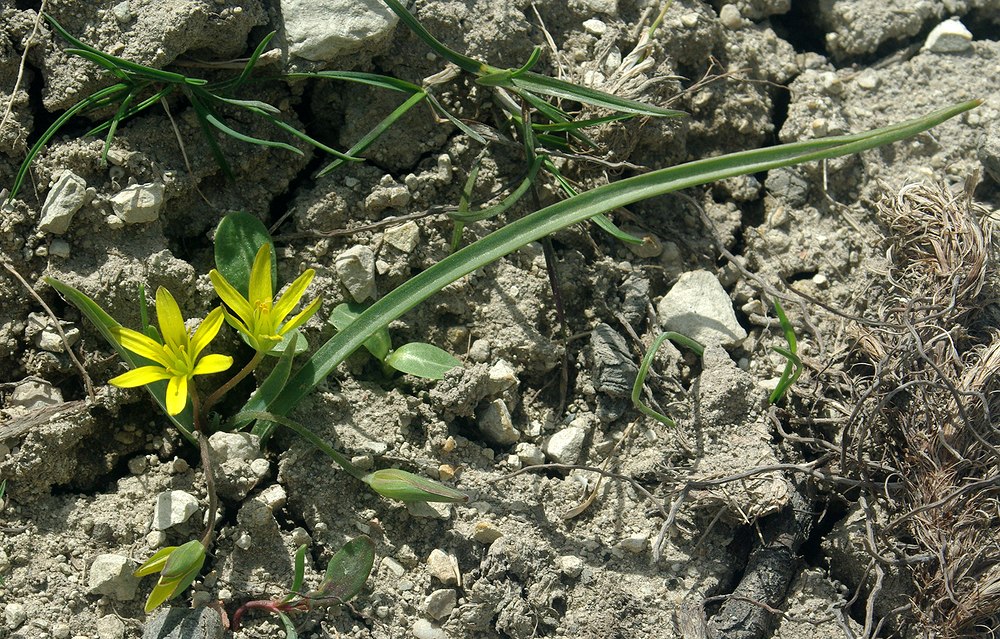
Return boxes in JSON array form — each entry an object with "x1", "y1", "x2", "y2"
[
  {"x1": 189, "y1": 390, "x2": 219, "y2": 547},
  {"x1": 202, "y1": 350, "x2": 265, "y2": 415}
]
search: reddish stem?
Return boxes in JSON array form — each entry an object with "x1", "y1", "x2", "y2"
[{"x1": 230, "y1": 599, "x2": 305, "y2": 631}]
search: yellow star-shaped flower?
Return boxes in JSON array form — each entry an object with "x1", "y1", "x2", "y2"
[
  {"x1": 208, "y1": 244, "x2": 322, "y2": 353},
  {"x1": 108, "y1": 287, "x2": 233, "y2": 415}
]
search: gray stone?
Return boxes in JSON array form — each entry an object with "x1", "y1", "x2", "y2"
[
  {"x1": 8, "y1": 378, "x2": 64, "y2": 411},
  {"x1": 39, "y1": 171, "x2": 87, "y2": 234},
  {"x1": 514, "y1": 442, "x2": 545, "y2": 467},
  {"x1": 335, "y1": 245, "x2": 377, "y2": 302},
  {"x1": 4, "y1": 602, "x2": 26, "y2": 629},
  {"x1": 924, "y1": 19, "x2": 972, "y2": 54},
  {"x1": 719, "y1": 4, "x2": 743, "y2": 30},
  {"x1": 96, "y1": 615, "x2": 125, "y2": 639},
  {"x1": 427, "y1": 549, "x2": 460, "y2": 585},
  {"x1": 979, "y1": 121, "x2": 1000, "y2": 185},
  {"x1": 423, "y1": 588, "x2": 457, "y2": 621},
  {"x1": 141, "y1": 607, "x2": 224, "y2": 639},
  {"x1": 151, "y1": 490, "x2": 200, "y2": 530},
  {"x1": 412, "y1": 619, "x2": 448, "y2": 639},
  {"x1": 281, "y1": 0, "x2": 398, "y2": 62},
  {"x1": 476, "y1": 398, "x2": 518, "y2": 446},
  {"x1": 544, "y1": 426, "x2": 587, "y2": 465},
  {"x1": 657, "y1": 270, "x2": 747, "y2": 348},
  {"x1": 49, "y1": 239, "x2": 71, "y2": 258},
  {"x1": 28, "y1": 312, "x2": 81, "y2": 353},
  {"x1": 383, "y1": 221, "x2": 420, "y2": 253},
  {"x1": 111, "y1": 182, "x2": 164, "y2": 223},
  {"x1": 591, "y1": 323, "x2": 637, "y2": 398},
  {"x1": 208, "y1": 431, "x2": 258, "y2": 463},
  {"x1": 88, "y1": 554, "x2": 139, "y2": 601}
]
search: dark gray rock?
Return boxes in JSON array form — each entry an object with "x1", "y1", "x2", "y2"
[{"x1": 142, "y1": 608, "x2": 223, "y2": 639}]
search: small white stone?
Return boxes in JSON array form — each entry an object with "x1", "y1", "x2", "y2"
[
  {"x1": 111, "y1": 182, "x2": 164, "y2": 223},
  {"x1": 151, "y1": 490, "x2": 200, "y2": 530},
  {"x1": 8, "y1": 378, "x2": 63, "y2": 410},
  {"x1": 423, "y1": 588, "x2": 457, "y2": 620},
  {"x1": 477, "y1": 399, "x2": 519, "y2": 446},
  {"x1": 544, "y1": 426, "x2": 587, "y2": 464},
  {"x1": 718, "y1": 4, "x2": 742, "y2": 30},
  {"x1": 52, "y1": 623, "x2": 72, "y2": 639},
  {"x1": 96, "y1": 614, "x2": 125, "y2": 639},
  {"x1": 39, "y1": 171, "x2": 87, "y2": 234},
  {"x1": 236, "y1": 531, "x2": 252, "y2": 550},
  {"x1": 106, "y1": 214, "x2": 125, "y2": 229},
  {"x1": 468, "y1": 339, "x2": 490, "y2": 363},
  {"x1": 146, "y1": 530, "x2": 167, "y2": 548},
  {"x1": 208, "y1": 431, "x2": 259, "y2": 463},
  {"x1": 471, "y1": 521, "x2": 503, "y2": 545},
  {"x1": 657, "y1": 270, "x2": 747, "y2": 348},
  {"x1": 487, "y1": 359, "x2": 518, "y2": 392},
  {"x1": 88, "y1": 554, "x2": 139, "y2": 601},
  {"x1": 515, "y1": 442, "x2": 545, "y2": 467},
  {"x1": 619, "y1": 532, "x2": 649, "y2": 554},
  {"x1": 291, "y1": 527, "x2": 311, "y2": 547},
  {"x1": 257, "y1": 484, "x2": 287, "y2": 510},
  {"x1": 680, "y1": 12, "x2": 699, "y2": 27},
  {"x1": 557, "y1": 555, "x2": 584, "y2": 578},
  {"x1": 335, "y1": 245, "x2": 377, "y2": 302},
  {"x1": 924, "y1": 18, "x2": 973, "y2": 53},
  {"x1": 383, "y1": 221, "x2": 421, "y2": 253},
  {"x1": 282, "y1": 0, "x2": 399, "y2": 61},
  {"x1": 855, "y1": 69, "x2": 879, "y2": 90},
  {"x1": 582, "y1": 18, "x2": 607, "y2": 35},
  {"x1": 427, "y1": 549, "x2": 460, "y2": 585},
  {"x1": 412, "y1": 619, "x2": 448, "y2": 639},
  {"x1": 4, "y1": 602, "x2": 26, "y2": 629}
]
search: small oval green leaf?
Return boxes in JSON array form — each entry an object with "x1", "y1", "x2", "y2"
[
  {"x1": 316, "y1": 536, "x2": 376, "y2": 605},
  {"x1": 214, "y1": 212, "x2": 276, "y2": 297},
  {"x1": 384, "y1": 342, "x2": 461, "y2": 380}
]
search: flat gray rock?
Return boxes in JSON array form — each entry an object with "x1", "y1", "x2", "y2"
[
  {"x1": 657, "y1": 270, "x2": 747, "y2": 349},
  {"x1": 142, "y1": 608, "x2": 223, "y2": 639}
]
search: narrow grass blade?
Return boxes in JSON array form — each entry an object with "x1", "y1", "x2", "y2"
[
  {"x1": 10, "y1": 83, "x2": 129, "y2": 200},
  {"x1": 513, "y1": 71, "x2": 686, "y2": 117},
  {"x1": 533, "y1": 112, "x2": 634, "y2": 132},
  {"x1": 283, "y1": 544, "x2": 308, "y2": 602},
  {"x1": 276, "y1": 612, "x2": 297, "y2": 639},
  {"x1": 201, "y1": 109, "x2": 303, "y2": 155},
  {"x1": 543, "y1": 159, "x2": 642, "y2": 244},
  {"x1": 236, "y1": 410, "x2": 367, "y2": 480},
  {"x1": 449, "y1": 156, "x2": 542, "y2": 223},
  {"x1": 232, "y1": 30, "x2": 276, "y2": 89},
  {"x1": 517, "y1": 89, "x2": 598, "y2": 150},
  {"x1": 426, "y1": 94, "x2": 487, "y2": 144},
  {"x1": 768, "y1": 300, "x2": 802, "y2": 404},
  {"x1": 45, "y1": 277, "x2": 197, "y2": 443},
  {"x1": 47, "y1": 15, "x2": 200, "y2": 85},
  {"x1": 101, "y1": 88, "x2": 139, "y2": 164},
  {"x1": 86, "y1": 85, "x2": 175, "y2": 137},
  {"x1": 247, "y1": 100, "x2": 977, "y2": 425},
  {"x1": 632, "y1": 331, "x2": 704, "y2": 427},
  {"x1": 378, "y1": 0, "x2": 485, "y2": 74},
  {"x1": 287, "y1": 70, "x2": 422, "y2": 94},
  {"x1": 188, "y1": 91, "x2": 234, "y2": 177},
  {"x1": 213, "y1": 95, "x2": 282, "y2": 114},
  {"x1": 255, "y1": 111, "x2": 361, "y2": 162},
  {"x1": 317, "y1": 90, "x2": 427, "y2": 176}
]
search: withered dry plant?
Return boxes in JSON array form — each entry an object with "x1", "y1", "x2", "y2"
[{"x1": 807, "y1": 180, "x2": 1000, "y2": 638}]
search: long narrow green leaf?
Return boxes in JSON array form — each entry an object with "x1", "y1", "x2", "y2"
[
  {"x1": 47, "y1": 15, "x2": 200, "y2": 85},
  {"x1": 230, "y1": 333, "x2": 298, "y2": 432},
  {"x1": 426, "y1": 93, "x2": 487, "y2": 144},
  {"x1": 255, "y1": 111, "x2": 361, "y2": 162},
  {"x1": 449, "y1": 156, "x2": 543, "y2": 223},
  {"x1": 632, "y1": 331, "x2": 704, "y2": 427},
  {"x1": 512, "y1": 71, "x2": 686, "y2": 118},
  {"x1": 187, "y1": 91, "x2": 234, "y2": 177},
  {"x1": 249, "y1": 101, "x2": 977, "y2": 427},
  {"x1": 231, "y1": 30, "x2": 277, "y2": 90},
  {"x1": 45, "y1": 277, "x2": 197, "y2": 443},
  {"x1": 317, "y1": 90, "x2": 428, "y2": 176},
  {"x1": 86, "y1": 85, "x2": 175, "y2": 137},
  {"x1": 378, "y1": 0, "x2": 485, "y2": 74},
  {"x1": 9, "y1": 83, "x2": 129, "y2": 200},
  {"x1": 287, "y1": 70, "x2": 422, "y2": 94},
  {"x1": 202, "y1": 110, "x2": 303, "y2": 155},
  {"x1": 101, "y1": 88, "x2": 140, "y2": 164},
  {"x1": 543, "y1": 158, "x2": 642, "y2": 245}
]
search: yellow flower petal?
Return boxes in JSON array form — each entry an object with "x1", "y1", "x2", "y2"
[
  {"x1": 248, "y1": 244, "x2": 273, "y2": 310},
  {"x1": 192, "y1": 353, "x2": 233, "y2": 376},
  {"x1": 209, "y1": 270, "x2": 253, "y2": 320},
  {"x1": 155, "y1": 288, "x2": 187, "y2": 350},
  {"x1": 165, "y1": 375, "x2": 188, "y2": 416},
  {"x1": 272, "y1": 269, "x2": 315, "y2": 325},
  {"x1": 190, "y1": 307, "x2": 225, "y2": 358},
  {"x1": 110, "y1": 326, "x2": 172, "y2": 367},
  {"x1": 278, "y1": 295, "x2": 322, "y2": 336},
  {"x1": 108, "y1": 366, "x2": 173, "y2": 388}
]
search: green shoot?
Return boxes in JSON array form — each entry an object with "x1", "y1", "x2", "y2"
[
  {"x1": 632, "y1": 332, "x2": 705, "y2": 427},
  {"x1": 768, "y1": 300, "x2": 803, "y2": 404}
]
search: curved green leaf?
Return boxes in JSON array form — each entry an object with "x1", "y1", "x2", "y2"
[
  {"x1": 213, "y1": 212, "x2": 276, "y2": 297},
  {"x1": 384, "y1": 342, "x2": 461, "y2": 380},
  {"x1": 315, "y1": 536, "x2": 375, "y2": 605}
]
